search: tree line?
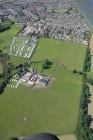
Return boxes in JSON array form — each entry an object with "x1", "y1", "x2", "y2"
[
  {"x1": 0, "y1": 17, "x2": 14, "y2": 33},
  {"x1": 77, "y1": 45, "x2": 93, "y2": 140},
  {"x1": 0, "y1": 50, "x2": 13, "y2": 94}
]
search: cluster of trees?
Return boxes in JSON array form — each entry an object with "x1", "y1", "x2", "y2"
[
  {"x1": 86, "y1": 75, "x2": 93, "y2": 85},
  {"x1": 16, "y1": 64, "x2": 28, "y2": 78},
  {"x1": 42, "y1": 59, "x2": 53, "y2": 72},
  {"x1": 83, "y1": 31, "x2": 91, "y2": 41},
  {"x1": 83, "y1": 48, "x2": 91, "y2": 72},
  {"x1": 44, "y1": 27, "x2": 51, "y2": 37},
  {"x1": 73, "y1": 69, "x2": 83, "y2": 75},
  {"x1": 0, "y1": 50, "x2": 13, "y2": 94},
  {"x1": 77, "y1": 82, "x2": 93, "y2": 140},
  {"x1": 77, "y1": 46, "x2": 93, "y2": 140},
  {"x1": 0, "y1": 18, "x2": 14, "y2": 33},
  {"x1": 0, "y1": 51, "x2": 30, "y2": 95},
  {"x1": 0, "y1": 62, "x2": 13, "y2": 94},
  {"x1": 10, "y1": 137, "x2": 18, "y2": 140},
  {"x1": 0, "y1": 21, "x2": 11, "y2": 32}
]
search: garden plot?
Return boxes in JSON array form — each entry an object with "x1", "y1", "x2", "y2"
[{"x1": 10, "y1": 35, "x2": 37, "y2": 58}]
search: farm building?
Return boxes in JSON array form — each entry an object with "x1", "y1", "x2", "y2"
[{"x1": 20, "y1": 68, "x2": 50, "y2": 88}]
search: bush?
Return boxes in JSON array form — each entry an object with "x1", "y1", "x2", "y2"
[
  {"x1": 0, "y1": 21, "x2": 11, "y2": 32},
  {"x1": 87, "y1": 78, "x2": 93, "y2": 85},
  {"x1": 73, "y1": 69, "x2": 78, "y2": 73},
  {"x1": 79, "y1": 71, "x2": 83, "y2": 75},
  {"x1": 42, "y1": 59, "x2": 53, "y2": 69},
  {"x1": 10, "y1": 137, "x2": 18, "y2": 140}
]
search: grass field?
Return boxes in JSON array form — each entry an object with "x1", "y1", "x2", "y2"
[
  {"x1": 32, "y1": 38, "x2": 87, "y2": 71},
  {"x1": 0, "y1": 25, "x2": 28, "y2": 66},
  {"x1": 0, "y1": 38, "x2": 87, "y2": 140},
  {"x1": 0, "y1": 25, "x2": 21, "y2": 52},
  {"x1": 10, "y1": 56, "x2": 27, "y2": 66}
]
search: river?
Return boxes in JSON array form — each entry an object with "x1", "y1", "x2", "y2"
[{"x1": 75, "y1": 0, "x2": 93, "y2": 28}]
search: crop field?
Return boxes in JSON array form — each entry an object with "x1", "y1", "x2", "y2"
[{"x1": 0, "y1": 38, "x2": 87, "y2": 140}]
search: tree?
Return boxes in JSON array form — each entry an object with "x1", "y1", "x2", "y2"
[
  {"x1": 42, "y1": 59, "x2": 53, "y2": 69},
  {"x1": 0, "y1": 84, "x2": 4, "y2": 94},
  {"x1": 10, "y1": 137, "x2": 18, "y2": 140},
  {"x1": 0, "y1": 52, "x2": 13, "y2": 95}
]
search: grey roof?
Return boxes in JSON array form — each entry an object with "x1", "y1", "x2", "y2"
[{"x1": 25, "y1": 133, "x2": 59, "y2": 140}]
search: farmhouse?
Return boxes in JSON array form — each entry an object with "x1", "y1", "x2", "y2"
[
  {"x1": 23, "y1": 26, "x2": 32, "y2": 35},
  {"x1": 36, "y1": 75, "x2": 50, "y2": 87},
  {"x1": 20, "y1": 68, "x2": 50, "y2": 88}
]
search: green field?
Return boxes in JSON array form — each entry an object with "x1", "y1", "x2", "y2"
[
  {"x1": 32, "y1": 38, "x2": 87, "y2": 71},
  {"x1": 0, "y1": 25, "x2": 21, "y2": 52},
  {"x1": 0, "y1": 25, "x2": 28, "y2": 66},
  {"x1": 10, "y1": 56, "x2": 27, "y2": 66},
  {"x1": 0, "y1": 38, "x2": 87, "y2": 140}
]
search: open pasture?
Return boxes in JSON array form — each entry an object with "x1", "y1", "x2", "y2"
[
  {"x1": 0, "y1": 25, "x2": 21, "y2": 52},
  {"x1": 0, "y1": 38, "x2": 87, "y2": 140}
]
